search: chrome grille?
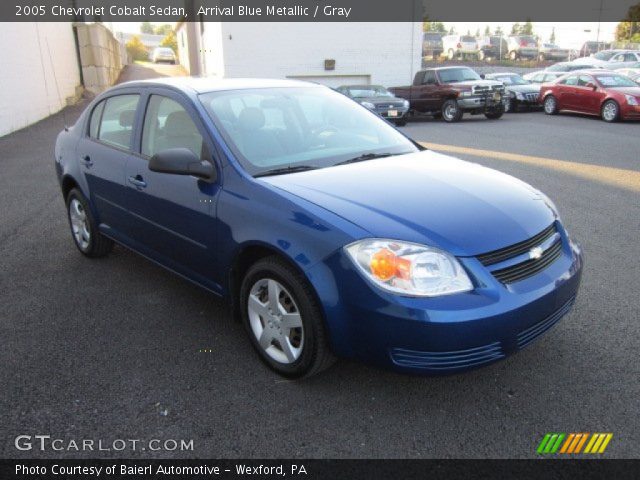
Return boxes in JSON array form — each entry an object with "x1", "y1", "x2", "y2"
[{"x1": 477, "y1": 224, "x2": 564, "y2": 284}]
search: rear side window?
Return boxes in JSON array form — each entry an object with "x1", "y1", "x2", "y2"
[
  {"x1": 422, "y1": 71, "x2": 437, "y2": 85},
  {"x1": 88, "y1": 101, "x2": 104, "y2": 138},
  {"x1": 563, "y1": 76, "x2": 579, "y2": 86},
  {"x1": 142, "y1": 95, "x2": 204, "y2": 158},
  {"x1": 98, "y1": 95, "x2": 140, "y2": 150}
]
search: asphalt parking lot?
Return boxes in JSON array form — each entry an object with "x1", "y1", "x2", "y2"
[{"x1": 2, "y1": 65, "x2": 639, "y2": 459}]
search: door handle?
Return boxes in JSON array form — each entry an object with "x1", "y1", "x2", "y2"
[
  {"x1": 128, "y1": 175, "x2": 147, "y2": 189},
  {"x1": 81, "y1": 155, "x2": 93, "y2": 167}
]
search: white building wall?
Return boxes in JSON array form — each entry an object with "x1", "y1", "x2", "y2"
[
  {"x1": 176, "y1": 24, "x2": 190, "y2": 73},
  {"x1": 0, "y1": 23, "x2": 81, "y2": 137},
  {"x1": 212, "y1": 22, "x2": 422, "y2": 87}
]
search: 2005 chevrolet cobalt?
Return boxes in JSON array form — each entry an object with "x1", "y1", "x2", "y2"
[{"x1": 55, "y1": 78, "x2": 583, "y2": 378}]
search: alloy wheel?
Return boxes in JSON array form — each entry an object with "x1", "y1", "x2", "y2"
[
  {"x1": 444, "y1": 103, "x2": 457, "y2": 121},
  {"x1": 69, "y1": 198, "x2": 90, "y2": 250},
  {"x1": 544, "y1": 96, "x2": 556, "y2": 114},
  {"x1": 247, "y1": 278, "x2": 304, "y2": 364},
  {"x1": 602, "y1": 102, "x2": 618, "y2": 122}
]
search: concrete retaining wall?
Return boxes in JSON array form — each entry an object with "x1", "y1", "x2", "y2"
[{"x1": 76, "y1": 23, "x2": 128, "y2": 95}]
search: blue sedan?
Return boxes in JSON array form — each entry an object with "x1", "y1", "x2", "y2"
[{"x1": 55, "y1": 78, "x2": 583, "y2": 378}]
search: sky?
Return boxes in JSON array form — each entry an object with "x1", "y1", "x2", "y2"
[{"x1": 111, "y1": 21, "x2": 619, "y2": 50}]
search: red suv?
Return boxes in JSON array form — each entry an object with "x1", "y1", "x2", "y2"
[{"x1": 539, "y1": 70, "x2": 640, "y2": 122}]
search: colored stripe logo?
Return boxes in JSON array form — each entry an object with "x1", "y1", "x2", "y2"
[{"x1": 537, "y1": 433, "x2": 612, "y2": 454}]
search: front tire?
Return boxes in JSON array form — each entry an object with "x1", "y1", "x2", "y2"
[
  {"x1": 240, "y1": 256, "x2": 335, "y2": 378},
  {"x1": 504, "y1": 97, "x2": 514, "y2": 113},
  {"x1": 484, "y1": 105, "x2": 505, "y2": 119},
  {"x1": 66, "y1": 188, "x2": 113, "y2": 257},
  {"x1": 544, "y1": 95, "x2": 558, "y2": 115},
  {"x1": 509, "y1": 51, "x2": 518, "y2": 61},
  {"x1": 447, "y1": 49, "x2": 455, "y2": 60},
  {"x1": 477, "y1": 50, "x2": 485, "y2": 61},
  {"x1": 601, "y1": 100, "x2": 619, "y2": 122},
  {"x1": 442, "y1": 99, "x2": 463, "y2": 122}
]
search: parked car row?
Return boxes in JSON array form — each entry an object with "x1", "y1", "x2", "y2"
[{"x1": 338, "y1": 61, "x2": 640, "y2": 124}]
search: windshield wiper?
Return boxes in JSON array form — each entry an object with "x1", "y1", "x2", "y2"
[
  {"x1": 333, "y1": 152, "x2": 395, "y2": 166},
  {"x1": 254, "y1": 165, "x2": 319, "y2": 178}
]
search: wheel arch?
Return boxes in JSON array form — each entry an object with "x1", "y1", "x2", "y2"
[
  {"x1": 61, "y1": 174, "x2": 80, "y2": 200},
  {"x1": 228, "y1": 242, "x2": 326, "y2": 324}
]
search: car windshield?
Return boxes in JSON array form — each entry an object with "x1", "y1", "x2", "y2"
[
  {"x1": 199, "y1": 87, "x2": 418, "y2": 176},
  {"x1": 593, "y1": 51, "x2": 615, "y2": 61},
  {"x1": 344, "y1": 86, "x2": 393, "y2": 98},
  {"x1": 438, "y1": 68, "x2": 481, "y2": 83},
  {"x1": 595, "y1": 75, "x2": 639, "y2": 87},
  {"x1": 547, "y1": 63, "x2": 569, "y2": 72},
  {"x1": 156, "y1": 48, "x2": 174, "y2": 54},
  {"x1": 492, "y1": 75, "x2": 528, "y2": 85},
  {"x1": 461, "y1": 36, "x2": 476, "y2": 42}
]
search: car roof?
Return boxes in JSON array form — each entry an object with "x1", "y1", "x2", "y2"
[
  {"x1": 485, "y1": 72, "x2": 519, "y2": 77},
  {"x1": 111, "y1": 77, "x2": 322, "y2": 94},
  {"x1": 427, "y1": 66, "x2": 474, "y2": 71},
  {"x1": 339, "y1": 84, "x2": 384, "y2": 89}
]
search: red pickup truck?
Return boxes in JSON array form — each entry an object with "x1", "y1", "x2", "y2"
[{"x1": 389, "y1": 67, "x2": 506, "y2": 122}]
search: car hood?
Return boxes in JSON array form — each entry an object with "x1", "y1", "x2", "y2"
[
  {"x1": 449, "y1": 80, "x2": 503, "y2": 88},
  {"x1": 262, "y1": 151, "x2": 557, "y2": 257},
  {"x1": 356, "y1": 96, "x2": 406, "y2": 105},
  {"x1": 507, "y1": 84, "x2": 541, "y2": 93},
  {"x1": 609, "y1": 86, "x2": 640, "y2": 96}
]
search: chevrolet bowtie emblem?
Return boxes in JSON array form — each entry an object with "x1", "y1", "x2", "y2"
[{"x1": 529, "y1": 246, "x2": 544, "y2": 260}]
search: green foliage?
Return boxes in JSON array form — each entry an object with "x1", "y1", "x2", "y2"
[
  {"x1": 160, "y1": 31, "x2": 178, "y2": 54},
  {"x1": 423, "y1": 21, "x2": 446, "y2": 33},
  {"x1": 140, "y1": 22, "x2": 154, "y2": 34},
  {"x1": 485, "y1": 26, "x2": 491, "y2": 36},
  {"x1": 126, "y1": 35, "x2": 148, "y2": 62},
  {"x1": 511, "y1": 23, "x2": 521, "y2": 35},
  {"x1": 550, "y1": 28, "x2": 556, "y2": 44},
  {"x1": 495, "y1": 26, "x2": 503, "y2": 35},
  {"x1": 154, "y1": 24, "x2": 173, "y2": 36},
  {"x1": 521, "y1": 21, "x2": 534, "y2": 35}
]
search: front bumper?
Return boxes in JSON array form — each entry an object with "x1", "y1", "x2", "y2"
[
  {"x1": 457, "y1": 93, "x2": 504, "y2": 111},
  {"x1": 621, "y1": 104, "x2": 640, "y2": 120},
  {"x1": 375, "y1": 106, "x2": 409, "y2": 119},
  {"x1": 308, "y1": 225, "x2": 583, "y2": 375},
  {"x1": 516, "y1": 49, "x2": 538, "y2": 58}
]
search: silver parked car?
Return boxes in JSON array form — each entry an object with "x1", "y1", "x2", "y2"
[{"x1": 150, "y1": 47, "x2": 176, "y2": 64}]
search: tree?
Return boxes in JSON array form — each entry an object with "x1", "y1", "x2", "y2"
[
  {"x1": 475, "y1": 28, "x2": 481, "y2": 37},
  {"x1": 495, "y1": 26, "x2": 504, "y2": 36},
  {"x1": 154, "y1": 24, "x2": 173, "y2": 36},
  {"x1": 466, "y1": 29, "x2": 471, "y2": 36},
  {"x1": 448, "y1": 26, "x2": 456, "y2": 34},
  {"x1": 521, "y1": 20, "x2": 534, "y2": 35},
  {"x1": 485, "y1": 26, "x2": 491, "y2": 36},
  {"x1": 160, "y1": 31, "x2": 178, "y2": 54},
  {"x1": 511, "y1": 23, "x2": 521, "y2": 35},
  {"x1": 423, "y1": 21, "x2": 446, "y2": 32},
  {"x1": 126, "y1": 35, "x2": 148, "y2": 62},
  {"x1": 140, "y1": 22, "x2": 154, "y2": 34},
  {"x1": 549, "y1": 27, "x2": 556, "y2": 44},
  {"x1": 615, "y1": 3, "x2": 640, "y2": 41}
]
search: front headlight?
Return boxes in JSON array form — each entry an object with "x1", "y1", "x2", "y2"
[
  {"x1": 625, "y1": 94, "x2": 638, "y2": 106},
  {"x1": 459, "y1": 91, "x2": 472, "y2": 97},
  {"x1": 344, "y1": 239, "x2": 473, "y2": 297},
  {"x1": 402, "y1": 99, "x2": 410, "y2": 108},
  {"x1": 515, "y1": 92, "x2": 525, "y2": 100},
  {"x1": 361, "y1": 101, "x2": 375, "y2": 110}
]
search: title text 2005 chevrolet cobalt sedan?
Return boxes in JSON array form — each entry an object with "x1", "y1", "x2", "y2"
[{"x1": 55, "y1": 78, "x2": 583, "y2": 378}]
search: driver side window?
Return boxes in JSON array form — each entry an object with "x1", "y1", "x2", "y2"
[
  {"x1": 142, "y1": 95, "x2": 204, "y2": 159},
  {"x1": 563, "y1": 76, "x2": 578, "y2": 86},
  {"x1": 422, "y1": 71, "x2": 437, "y2": 85}
]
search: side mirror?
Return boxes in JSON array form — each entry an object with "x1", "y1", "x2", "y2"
[
  {"x1": 480, "y1": 73, "x2": 486, "y2": 79},
  {"x1": 586, "y1": 82, "x2": 597, "y2": 90},
  {"x1": 149, "y1": 148, "x2": 216, "y2": 181}
]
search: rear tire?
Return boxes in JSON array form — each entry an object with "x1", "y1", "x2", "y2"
[
  {"x1": 442, "y1": 99, "x2": 463, "y2": 122},
  {"x1": 393, "y1": 119, "x2": 407, "y2": 127},
  {"x1": 66, "y1": 188, "x2": 113, "y2": 258},
  {"x1": 544, "y1": 95, "x2": 558, "y2": 115},
  {"x1": 240, "y1": 256, "x2": 336, "y2": 378},
  {"x1": 601, "y1": 100, "x2": 619, "y2": 122}
]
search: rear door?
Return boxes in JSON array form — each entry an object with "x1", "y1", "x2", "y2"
[
  {"x1": 124, "y1": 89, "x2": 223, "y2": 289},
  {"x1": 76, "y1": 92, "x2": 141, "y2": 238},
  {"x1": 557, "y1": 75, "x2": 579, "y2": 109}
]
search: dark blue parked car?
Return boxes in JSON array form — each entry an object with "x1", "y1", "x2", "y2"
[{"x1": 55, "y1": 78, "x2": 583, "y2": 378}]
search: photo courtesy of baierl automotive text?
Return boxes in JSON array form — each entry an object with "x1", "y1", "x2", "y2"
[{"x1": 1, "y1": 0, "x2": 639, "y2": 478}]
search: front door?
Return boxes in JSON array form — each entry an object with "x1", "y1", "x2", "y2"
[{"x1": 124, "y1": 91, "x2": 222, "y2": 290}]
